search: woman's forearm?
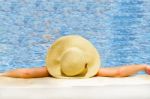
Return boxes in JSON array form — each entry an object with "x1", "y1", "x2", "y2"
[
  {"x1": 97, "y1": 64, "x2": 148, "y2": 77},
  {"x1": 1, "y1": 67, "x2": 50, "y2": 78}
]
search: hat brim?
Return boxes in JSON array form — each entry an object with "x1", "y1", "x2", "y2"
[{"x1": 46, "y1": 35, "x2": 100, "y2": 78}]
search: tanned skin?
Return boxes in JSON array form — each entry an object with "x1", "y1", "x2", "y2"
[{"x1": 1, "y1": 64, "x2": 150, "y2": 78}]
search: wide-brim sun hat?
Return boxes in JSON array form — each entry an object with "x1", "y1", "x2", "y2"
[{"x1": 46, "y1": 35, "x2": 100, "y2": 78}]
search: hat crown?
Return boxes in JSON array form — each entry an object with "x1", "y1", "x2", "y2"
[{"x1": 60, "y1": 48, "x2": 86, "y2": 76}]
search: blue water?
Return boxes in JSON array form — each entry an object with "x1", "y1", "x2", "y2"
[{"x1": 0, "y1": 0, "x2": 150, "y2": 73}]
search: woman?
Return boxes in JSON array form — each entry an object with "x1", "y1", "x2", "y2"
[
  {"x1": 1, "y1": 35, "x2": 150, "y2": 78},
  {"x1": 0, "y1": 64, "x2": 150, "y2": 78}
]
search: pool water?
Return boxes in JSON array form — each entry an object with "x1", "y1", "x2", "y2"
[{"x1": 0, "y1": 0, "x2": 150, "y2": 73}]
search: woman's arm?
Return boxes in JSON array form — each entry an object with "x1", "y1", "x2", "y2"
[
  {"x1": 96, "y1": 64, "x2": 150, "y2": 77},
  {"x1": 1, "y1": 67, "x2": 50, "y2": 78}
]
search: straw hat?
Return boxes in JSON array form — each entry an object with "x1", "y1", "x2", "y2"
[{"x1": 46, "y1": 35, "x2": 100, "y2": 78}]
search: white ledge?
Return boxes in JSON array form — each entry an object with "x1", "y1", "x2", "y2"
[{"x1": 0, "y1": 75, "x2": 150, "y2": 99}]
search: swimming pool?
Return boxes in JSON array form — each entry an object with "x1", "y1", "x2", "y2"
[{"x1": 0, "y1": 0, "x2": 150, "y2": 73}]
